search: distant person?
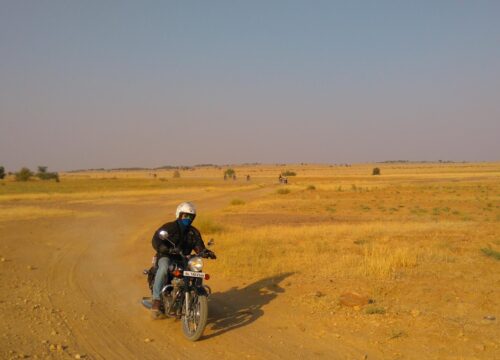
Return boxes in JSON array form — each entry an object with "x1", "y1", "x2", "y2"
[{"x1": 149, "y1": 202, "x2": 215, "y2": 319}]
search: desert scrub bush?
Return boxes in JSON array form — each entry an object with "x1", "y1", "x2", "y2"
[
  {"x1": 0, "y1": 166, "x2": 5, "y2": 179},
  {"x1": 15, "y1": 167, "x2": 34, "y2": 181},
  {"x1": 365, "y1": 306, "x2": 385, "y2": 315},
  {"x1": 481, "y1": 247, "x2": 500, "y2": 260},
  {"x1": 224, "y1": 168, "x2": 235, "y2": 177},
  {"x1": 306, "y1": 185, "x2": 316, "y2": 190},
  {"x1": 36, "y1": 166, "x2": 59, "y2": 182},
  {"x1": 276, "y1": 188, "x2": 290, "y2": 195},
  {"x1": 281, "y1": 170, "x2": 296, "y2": 176},
  {"x1": 372, "y1": 167, "x2": 381, "y2": 175},
  {"x1": 389, "y1": 330, "x2": 407, "y2": 339},
  {"x1": 353, "y1": 238, "x2": 368, "y2": 245},
  {"x1": 230, "y1": 199, "x2": 245, "y2": 206},
  {"x1": 173, "y1": 170, "x2": 181, "y2": 178}
]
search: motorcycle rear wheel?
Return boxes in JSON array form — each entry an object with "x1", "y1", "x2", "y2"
[{"x1": 182, "y1": 294, "x2": 208, "y2": 341}]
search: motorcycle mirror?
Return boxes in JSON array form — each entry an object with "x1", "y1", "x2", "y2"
[
  {"x1": 207, "y1": 239, "x2": 215, "y2": 246},
  {"x1": 159, "y1": 230, "x2": 176, "y2": 247}
]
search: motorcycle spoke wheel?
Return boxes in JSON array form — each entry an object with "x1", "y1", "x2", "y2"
[{"x1": 182, "y1": 293, "x2": 208, "y2": 341}]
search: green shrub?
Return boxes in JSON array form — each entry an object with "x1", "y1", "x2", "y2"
[
  {"x1": 0, "y1": 166, "x2": 5, "y2": 179},
  {"x1": 365, "y1": 306, "x2": 386, "y2": 315},
  {"x1": 353, "y1": 239, "x2": 368, "y2": 245},
  {"x1": 224, "y1": 168, "x2": 235, "y2": 177},
  {"x1": 481, "y1": 247, "x2": 500, "y2": 260},
  {"x1": 281, "y1": 170, "x2": 296, "y2": 176},
  {"x1": 36, "y1": 166, "x2": 59, "y2": 182},
  {"x1": 15, "y1": 167, "x2": 34, "y2": 181},
  {"x1": 372, "y1": 167, "x2": 381, "y2": 175}
]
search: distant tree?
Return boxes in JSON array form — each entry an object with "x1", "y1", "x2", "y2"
[
  {"x1": 0, "y1": 166, "x2": 5, "y2": 180},
  {"x1": 372, "y1": 167, "x2": 381, "y2": 175},
  {"x1": 36, "y1": 166, "x2": 59, "y2": 182},
  {"x1": 173, "y1": 170, "x2": 181, "y2": 178},
  {"x1": 224, "y1": 168, "x2": 235, "y2": 178},
  {"x1": 15, "y1": 167, "x2": 34, "y2": 181}
]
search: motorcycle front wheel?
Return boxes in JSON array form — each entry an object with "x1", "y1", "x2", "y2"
[{"x1": 182, "y1": 293, "x2": 208, "y2": 341}]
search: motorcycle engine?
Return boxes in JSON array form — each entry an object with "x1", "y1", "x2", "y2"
[{"x1": 171, "y1": 278, "x2": 183, "y2": 287}]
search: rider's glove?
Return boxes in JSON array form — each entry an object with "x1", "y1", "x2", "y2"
[{"x1": 206, "y1": 250, "x2": 217, "y2": 259}]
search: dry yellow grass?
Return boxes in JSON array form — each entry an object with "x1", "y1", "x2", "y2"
[
  {"x1": 2, "y1": 162, "x2": 499, "y2": 284},
  {"x1": 206, "y1": 221, "x2": 472, "y2": 280}
]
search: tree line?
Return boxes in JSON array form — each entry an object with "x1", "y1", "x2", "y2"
[{"x1": 0, "y1": 166, "x2": 59, "y2": 182}]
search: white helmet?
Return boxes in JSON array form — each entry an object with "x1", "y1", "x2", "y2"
[{"x1": 176, "y1": 202, "x2": 196, "y2": 219}]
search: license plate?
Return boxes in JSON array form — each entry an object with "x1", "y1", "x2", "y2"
[{"x1": 183, "y1": 271, "x2": 205, "y2": 278}]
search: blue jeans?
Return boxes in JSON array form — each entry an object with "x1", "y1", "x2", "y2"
[{"x1": 153, "y1": 257, "x2": 170, "y2": 300}]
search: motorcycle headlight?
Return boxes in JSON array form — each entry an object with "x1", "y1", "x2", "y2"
[{"x1": 188, "y1": 257, "x2": 204, "y2": 272}]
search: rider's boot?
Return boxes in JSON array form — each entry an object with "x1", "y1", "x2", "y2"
[{"x1": 151, "y1": 299, "x2": 162, "y2": 319}]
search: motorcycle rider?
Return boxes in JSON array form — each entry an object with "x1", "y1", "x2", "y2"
[{"x1": 150, "y1": 202, "x2": 215, "y2": 319}]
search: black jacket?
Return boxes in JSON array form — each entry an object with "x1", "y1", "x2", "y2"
[{"x1": 152, "y1": 220, "x2": 206, "y2": 258}]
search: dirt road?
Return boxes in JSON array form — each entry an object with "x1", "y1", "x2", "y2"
[{"x1": 1, "y1": 190, "x2": 368, "y2": 360}]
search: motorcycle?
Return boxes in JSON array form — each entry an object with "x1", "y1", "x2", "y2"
[{"x1": 142, "y1": 236, "x2": 216, "y2": 341}]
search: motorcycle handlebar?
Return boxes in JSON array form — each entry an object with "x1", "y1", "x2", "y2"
[{"x1": 194, "y1": 249, "x2": 217, "y2": 259}]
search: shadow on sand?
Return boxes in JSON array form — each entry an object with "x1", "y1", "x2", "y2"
[{"x1": 203, "y1": 272, "x2": 294, "y2": 340}]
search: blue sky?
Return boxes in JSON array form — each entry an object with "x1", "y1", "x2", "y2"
[{"x1": 1, "y1": 1, "x2": 499, "y2": 170}]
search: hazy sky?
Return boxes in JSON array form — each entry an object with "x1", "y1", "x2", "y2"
[{"x1": 1, "y1": 1, "x2": 499, "y2": 171}]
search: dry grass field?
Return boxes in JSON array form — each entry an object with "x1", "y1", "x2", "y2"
[{"x1": 0, "y1": 162, "x2": 499, "y2": 359}]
